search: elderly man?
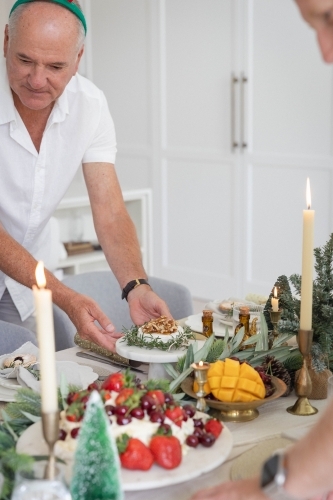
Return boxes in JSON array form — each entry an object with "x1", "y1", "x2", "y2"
[
  {"x1": 0, "y1": 0, "x2": 171, "y2": 352},
  {"x1": 191, "y1": 1, "x2": 333, "y2": 499}
]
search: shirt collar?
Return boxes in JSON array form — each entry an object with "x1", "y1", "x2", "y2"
[
  {"x1": 0, "y1": 57, "x2": 16, "y2": 126},
  {"x1": 49, "y1": 81, "x2": 69, "y2": 125}
]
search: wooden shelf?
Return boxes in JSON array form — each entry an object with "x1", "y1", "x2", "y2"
[{"x1": 54, "y1": 189, "x2": 153, "y2": 276}]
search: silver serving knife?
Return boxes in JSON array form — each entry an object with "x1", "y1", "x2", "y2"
[{"x1": 76, "y1": 351, "x2": 147, "y2": 374}]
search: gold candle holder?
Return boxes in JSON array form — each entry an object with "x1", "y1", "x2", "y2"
[
  {"x1": 41, "y1": 410, "x2": 60, "y2": 480},
  {"x1": 287, "y1": 329, "x2": 318, "y2": 416},
  {"x1": 191, "y1": 361, "x2": 210, "y2": 412},
  {"x1": 269, "y1": 309, "x2": 282, "y2": 348}
]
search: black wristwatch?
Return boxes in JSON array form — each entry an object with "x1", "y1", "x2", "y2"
[
  {"x1": 260, "y1": 451, "x2": 295, "y2": 500},
  {"x1": 121, "y1": 278, "x2": 151, "y2": 301}
]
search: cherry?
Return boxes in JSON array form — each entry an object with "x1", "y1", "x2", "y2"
[
  {"x1": 149, "y1": 410, "x2": 165, "y2": 424},
  {"x1": 114, "y1": 405, "x2": 129, "y2": 416},
  {"x1": 87, "y1": 382, "x2": 99, "y2": 391},
  {"x1": 193, "y1": 427, "x2": 204, "y2": 437},
  {"x1": 141, "y1": 395, "x2": 157, "y2": 412},
  {"x1": 66, "y1": 392, "x2": 79, "y2": 405},
  {"x1": 71, "y1": 427, "x2": 80, "y2": 439},
  {"x1": 117, "y1": 415, "x2": 132, "y2": 425},
  {"x1": 193, "y1": 418, "x2": 204, "y2": 429},
  {"x1": 199, "y1": 432, "x2": 216, "y2": 447},
  {"x1": 186, "y1": 435, "x2": 199, "y2": 447},
  {"x1": 183, "y1": 404, "x2": 196, "y2": 418},
  {"x1": 164, "y1": 393, "x2": 174, "y2": 404},
  {"x1": 158, "y1": 423, "x2": 171, "y2": 435},
  {"x1": 105, "y1": 405, "x2": 116, "y2": 416},
  {"x1": 130, "y1": 407, "x2": 145, "y2": 420},
  {"x1": 58, "y1": 429, "x2": 67, "y2": 441}
]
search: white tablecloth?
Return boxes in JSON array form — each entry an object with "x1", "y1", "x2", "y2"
[{"x1": 56, "y1": 346, "x2": 327, "y2": 500}]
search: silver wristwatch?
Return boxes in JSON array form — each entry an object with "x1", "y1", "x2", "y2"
[{"x1": 260, "y1": 451, "x2": 296, "y2": 500}]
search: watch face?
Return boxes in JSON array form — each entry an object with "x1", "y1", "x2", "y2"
[{"x1": 261, "y1": 455, "x2": 280, "y2": 487}]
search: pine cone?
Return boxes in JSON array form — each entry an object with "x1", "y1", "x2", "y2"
[{"x1": 262, "y1": 355, "x2": 292, "y2": 396}]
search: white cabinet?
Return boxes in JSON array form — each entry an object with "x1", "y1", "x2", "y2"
[
  {"x1": 82, "y1": 1, "x2": 333, "y2": 300},
  {"x1": 54, "y1": 189, "x2": 153, "y2": 276},
  {"x1": 151, "y1": 0, "x2": 333, "y2": 299}
]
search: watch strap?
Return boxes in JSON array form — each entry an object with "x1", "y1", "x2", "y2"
[
  {"x1": 261, "y1": 451, "x2": 295, "y2": 500},
  {"x1": 121, "y1": 279, "x2": 151, "y2": 301}
]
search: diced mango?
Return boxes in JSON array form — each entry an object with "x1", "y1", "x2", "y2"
[{"x1": 207, "y1": 358, "x2": 265, "y2": 402}]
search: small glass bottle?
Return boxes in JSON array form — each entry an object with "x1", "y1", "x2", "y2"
[
  {"x1": 202, "y1": 310, "x2": 213, "y2": 338},
  {"x1": 234, "y1": 306, "x2": 250, "y2": 338}
]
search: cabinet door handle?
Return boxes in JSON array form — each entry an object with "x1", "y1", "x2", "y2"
[
  {"x1": 240, "y1": 73, "x2": 247, "y2": 151},
  {"x1": 231, "y1": 73, "x2": 239, "y2": 152}
]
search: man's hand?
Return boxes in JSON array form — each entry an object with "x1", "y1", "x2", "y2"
[
  {"x1": 65, "y1": 292, "x2": 122, "y2": 352},
  {"x1": 127, "y1": 284, "x2": 172, "y2": 325},
  {"x1": 190, "y1": 478, "x2": 267, "y2": 500}
]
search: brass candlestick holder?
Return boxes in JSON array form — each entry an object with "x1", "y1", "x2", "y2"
[
  {"x1": 191, "y1": 362, "x2": 210, "y2": 412},
  {"x1": 269, "y1": 309, "x2": 282, "y2": 348},
  {"x1": 41, "y1": 410, "x2": 60, "y2": 480},
  {"x1": 287, "y1": 329, "x2": 318, "y2": 416}
]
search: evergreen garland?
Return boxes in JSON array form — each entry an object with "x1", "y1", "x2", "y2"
[
  {"x1": 0, "y1": 426, "x2": 34, "y2": 499},
  {"x1": 263, "y1": 275, "x2": 299, "y2": 333},
  {"x1": 290, "y1": 233, "x2": 333, "y2": 367}
]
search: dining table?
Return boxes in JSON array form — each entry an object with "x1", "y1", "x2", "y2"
[{"x1": 55, "y1": 343, "x2": 328, "y2": 500}]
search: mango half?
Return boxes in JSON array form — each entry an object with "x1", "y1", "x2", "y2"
[{"x1": 207, "y1": 358, "x2": 265, "y2": 402}]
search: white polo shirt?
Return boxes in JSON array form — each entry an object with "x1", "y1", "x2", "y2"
[{"x1": 0, "y1": 57, "x2": 117, "y2": 320}]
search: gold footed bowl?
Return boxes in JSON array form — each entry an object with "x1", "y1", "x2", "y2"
[{"x1": 181, "y1": 376, "x2": 287, "y2": 423}]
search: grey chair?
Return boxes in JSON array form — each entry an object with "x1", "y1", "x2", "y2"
[
  {"x1": 53, "y1": 271, "x2": 194, "y2": 351},
  {"x1": 0, "y1": 320, "x2": 38, "y2": 355}
]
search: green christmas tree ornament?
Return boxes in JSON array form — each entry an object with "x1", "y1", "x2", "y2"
[{"x1": 71, "y1": 391, "x2": 123, "y2": 500}]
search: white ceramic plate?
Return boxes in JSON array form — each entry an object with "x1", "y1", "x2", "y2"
[
  {"x1": 116, "y1": 338, "x2": 205, "y2": 364},
  {"x1": 0, "y1": 363, "x2": 98, "y2": 403},
  {"x1": 0, "y1": 377, "x2": 20, "y2": 391},
  {"x1": 17, "y1": 419, "x2": 233, "y2": 491},
  {"x1": 185, "y1": 313, "x2": 230, "y2": 337}
]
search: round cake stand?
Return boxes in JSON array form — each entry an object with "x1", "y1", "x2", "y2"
[{"x1": 116, "y1": 339, "x2": 205, "y2": 380}]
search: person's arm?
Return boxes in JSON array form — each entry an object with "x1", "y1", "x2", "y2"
[
  {"x1": 83, "y1": 161, "x2": 171, "y2": 324},
  {"x1": 0, "y1": 224, "x2": 122, "y2": 351},
  {"x1": 191, "y1": 397, "x2": 333, "y2": 500}
]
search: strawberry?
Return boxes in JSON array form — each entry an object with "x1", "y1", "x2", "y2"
[
  {"x1": 117, "y1": 434, "x2": 154, "y2": 471},
  {"x1": 204, "y1": 418, "x2": 223, "y2": 438},
  {"x1": 146, "y1": 390, "x2": 165, "y2": 406},
  {"x1": 165, "y1": 405, "x2": 184, "y2": 427},
  {"x1": 101, "y1": 372, "x2": 124, "y2": 392},
  {"x1": 115, "y1": 388, "x2": 135, "y2": 406},
  {"x1": 149, "y1": 435, "x2": 182, "y2": 469},
  {"x1": 102, "y1": 369, "x2": 136, "y2": 392}
]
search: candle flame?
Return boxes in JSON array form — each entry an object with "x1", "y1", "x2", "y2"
[
  {"x1": 306, "y1": 178, "x2": 311, "y2": 210},
  {"x1": 199, "y1": 360, "x2": 203, "y2": 367},
  {"x1": 274, "y1": 286, "x2": 277, "y2": 298},
  {"x1": 35, "y1": 261, "x2": 46, "y2": 289}
]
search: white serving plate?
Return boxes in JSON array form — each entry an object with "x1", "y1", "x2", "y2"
[{"x1": 17, "y1": 418, "x2": 233, "y2": 491}]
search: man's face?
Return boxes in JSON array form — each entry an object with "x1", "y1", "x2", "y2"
[
  {"x1": 3, "y1": 3, "x2": 83, "y2": 112},
  {"x1": 295, "y1": 0, "x2": 333, "y2": 62}
]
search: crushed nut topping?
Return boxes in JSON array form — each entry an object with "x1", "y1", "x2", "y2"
[{"x1": 141, "y1": 316, "x2": 179, "y2": 335}]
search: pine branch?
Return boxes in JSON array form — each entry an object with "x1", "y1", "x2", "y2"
[{"x1": 206, "y1": 340, "x2": 225, "y2": 363}]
